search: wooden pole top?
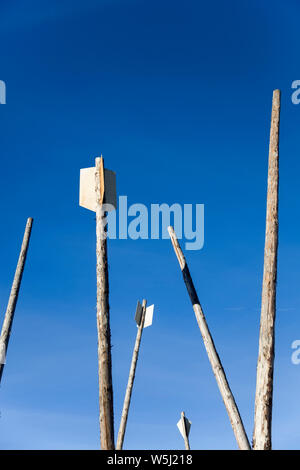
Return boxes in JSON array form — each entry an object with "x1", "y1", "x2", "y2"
[
  {"x1": 168, "y1": 226, "x2": 185, "y2": 270},
  {"x1": 95, "y1": 156, "x2": 105, "y2": 207}
]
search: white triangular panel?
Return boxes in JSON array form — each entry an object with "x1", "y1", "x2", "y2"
[{"x1": 177, "y1": 416, "x2": 191, "y2": 438}]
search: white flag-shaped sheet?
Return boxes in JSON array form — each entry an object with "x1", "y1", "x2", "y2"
[
  {"x1": 144, "y1": 304, "x2": 154, "y2": 328},
  {"x1": 135, "y1": 303, "x2": 154, "y2": 328},
  {"x1": 177, "y1": 416, "x2": 191, "y2": 438},
  {"x1": 79, "y1": 167, "x2": 117, "y2": 211}
]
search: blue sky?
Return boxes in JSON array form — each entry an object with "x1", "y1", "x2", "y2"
[{"x1": 0, "y1": 0, "x2": 300, "y2": 450}]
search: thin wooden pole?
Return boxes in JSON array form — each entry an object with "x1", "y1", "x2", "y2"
[
  {"x1": 116, "y1": 299, "x2": 147, "y2": 450},
  {"x1": 0, "y1": 218, "x2": 33, "y2": 383},
  {"x1": 181, "y1": 411, "x2": 190, "y2": 450},
  {"x1": 95, "y1": 156, "x2": 115, "y2": 450},
  {"x1": 168, "y1": 226, "x2": 251, "y2": 450},
  {"x1": 253, "y1": 90, "x2": 281, "y2": 450}
]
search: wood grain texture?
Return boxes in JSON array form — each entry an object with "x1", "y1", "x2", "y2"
[
  {"x1": 95, "y1": 156, "x2": 115, "y2": 450},
  {"x1": 181, "y1": 412, "x2": 190, "y2": 450},
  {"x1": 253, "y1": 90, "x2": 280, "y2": 450},
  {"x1": 168, "y1": 226, "x2": 251, "y2": 450},
  {"x1": 0, "y1": 218, "x2": 33, "y2": 383},
  {"x1": 116, "y1": 299, "x2": 147, "y2": 450}
]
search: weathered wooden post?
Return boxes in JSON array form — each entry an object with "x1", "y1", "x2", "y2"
[
  {"x1": 168, "y1": 226, "x2": 251, "y2": 450},
  {"x1": 116, "y1": 300, "x2": 154, "y2": 450},
  {"x1": 177, "y1": 411, "x2": 191, "y2": 450},
  {"x1": 95, "y1": 156, "x2": 115, "y2": 450},
  {"x1": 0, "y1": 218, "x2": 33, "y2": 383},
  {"x1": 253, "y1": 90, "x2": 281, "y2": 450},
  {"x1": 80, "y1": 156, "x2": 117, "y2": 450}
]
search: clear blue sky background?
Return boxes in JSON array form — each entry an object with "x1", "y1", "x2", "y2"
[{"x1": 0, "y1": 0, "x2": 300, "y2": 450}]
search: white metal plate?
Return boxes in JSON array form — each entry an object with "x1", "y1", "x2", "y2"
[
  {"x1": 177, "y1": 416, "x2": 191, "y2": 438},
  {"x1": 144, "y1": 304, "x2": 154, "y2": 328},
  {"x1": 135, "y1": 304, "x2": 154, "y2": 328}
]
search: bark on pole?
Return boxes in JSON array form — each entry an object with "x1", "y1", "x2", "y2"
[
  {"x1": 0, "y1": 218, "x2": 33, "y2": 384},
  {"x1": 181, "y1": 411, "x2": 190, "y2": 450},
  {"x1": 116, "y1": 299, "x2": 147, "y2": 450},
  {"x1": 95, "y1": 156, "x2": 115, "y2": 450},
  {"x1": 168, "y1": 226, "x2": 251, "y2": 450},
  {"x1": 253, "y1": 90, "x2": 280, "y2": 450}
]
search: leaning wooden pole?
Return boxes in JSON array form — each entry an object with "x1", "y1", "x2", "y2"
[
  {"x1": 253, "y1": 90, "x2": 281, "y2": 450},
  {"x1": 181, "y1": 411, "x2": 190, "y2": 450},
  {"x1": 0, "y1": 218, "x2": 33, "y2": 383},
  {"x1": 95, "y1": 156, "x2": 115, "y2": 450},
  {"x1": 168, "y1": 226, "x2": 251, "y2": 450},
  {"x1": 116, "y1": 299, "x2": 147, "y2": 450}
]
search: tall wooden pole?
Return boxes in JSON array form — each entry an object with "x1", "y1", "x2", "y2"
[
  {"x1": 95, "y1": 156, "x2": 115, "y2": 450},
  {"x1": 181, "y1": 411, "x2": 190, "y2": 450},
  {"x1": 168, "y1": 226, "x2": 251, "y2": 450},
  {"x1": 0, "y1": 218, "x2": 33, "y2": 383},
  {"x1": 116, "y1": 299, "x2": 147, "y2": 450},
  {"x1": 253, "y1": 90, "x2": 281, "y2": 450}
]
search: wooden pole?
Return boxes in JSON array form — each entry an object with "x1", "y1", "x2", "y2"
[
  {"x1": 181, "y1": 411, "x2": 190, "y2": 450},
  {"x1": 0, "y1": 218, "x2": 33, "y2": 384},
  {"x1": 116, "y1": 299, "x2": 147, "y2": 450},
  {"x1": 95, "y1": 156, "x2": 115, "y2": 450},
  {"x1": 253, "y1": 90, "x2": 280, "y2": 450},
  {"x1": 168, "y1": 226, "x2": 251, "y2": 450}
]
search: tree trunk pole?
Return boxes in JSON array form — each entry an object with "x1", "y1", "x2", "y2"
[
  {"x1": 116, "y1": 299, "x2": 147, "y2": 450},
  {"x1": 95, "y1": 156, "x2": 115, "y2": 450},
  {"x1": 168, "y1": 226, "x2": 251, "y2": 450},
  {"x1": 181, "y1": 411, "x2": 190, "y2": 450},
  {"x1": 253, "y1": 90, "x2": 280, "y2": 450},
  {"x1": 0, "y1": 218, "x2": 33, "y2": 383}
]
